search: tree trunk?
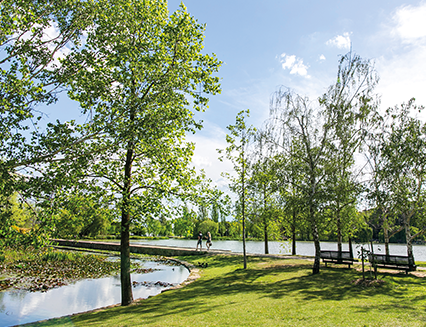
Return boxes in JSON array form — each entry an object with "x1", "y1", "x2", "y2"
[
  {"x1": 310, "y1": 200, "x2": 320, "y2": 274},
  {"x1": 312, "y1": 222, "x2": 321, "y2": 275},
  {"x1": 348, "y1": 237, "x2": 353, "y2": 259},
  {"x1": 292, "y1": 209, "x2": 296, "y2": 255},
  {"x1": 121, "y1": 145, "x2": 134, "y2": 306},
  {"x1": 404, "y1": 219, "x2": 414, "y2": 262},
  {"x1": 336, "y1": 210, "x2": 342, "y2": 255},
  {"x1": 263, "y1": 186, "x2": 268, "y2": 254},
  {"x1": 242, "y1": 147, "x2": 247, "y2": 269},
  {"x1": 383, "y1": 224, "x2": 390, "y2": 257}
]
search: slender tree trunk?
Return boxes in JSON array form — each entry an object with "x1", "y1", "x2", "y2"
[
  {"x1": 312, "y1": 220, "x2": 321, "y2": 275},
  {"x1": 384, "y1": 225, "x2": 390, "y2": 257},
  {"x1": 242, "y1": 145, "x2": 247, "y2": 269},
  {"x1": 263, "y1": 186, "x2": 269, "y2": 254},
  {"x1": 336, "y1": 210, "x2": 342, "y2": 254},
  {"x1": 404, "y1": 216, "x2": 414, "y2": 262},
  {"x1": 121, "y1": 99, "x2": 135, "y2": 306},
  {"x1": 310, "y1": 198, "x2": 320, "y2": 274},
  {"x1": 292, "y1": 208, "x2": 296, "y2": 255},
  {"x1": 348, "y1": 236, "x2": 353, "y2": 259},
  {"x1": 121, "y1": 145, "x2": 134, "y2": 306}
]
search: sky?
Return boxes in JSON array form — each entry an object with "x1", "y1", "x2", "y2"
[
  {"x1": 165, "y1": 0, "x2": 426, "y2": 191},
  {"x1": 42, "y1": 1, "x2": 426, "y2": 195}
]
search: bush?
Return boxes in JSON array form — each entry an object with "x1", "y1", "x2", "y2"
[{"x1": 198, "y1": 220, "x2": 219, "y2": 237}]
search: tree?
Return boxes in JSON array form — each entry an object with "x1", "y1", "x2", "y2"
[
  {"x1": 247, "y1": 130, "x2": 278, "y2": 253},
  {"x1": 218, "y1": 109, "x2": 256, "y2": 269},
  {"x1": 269, "y1": 53, "x2": 379, "y2": 274},
  {"x1": 365, "y1": 131, "x2": 404, "y2": 256},
  {"x1": 377, "y1": 99, "x2": 426, "y2": 261},
  {"x1": 211, "y1": 203, "x2": 220, "y2": 223},
  {"x1": 198, "y1": 219, "x2": 219, "y2": 237},
  {"x1": 0, "y1": 0, "x2": 96, "y2": 247},
  {"x1": 276, "y1": 142, "x2": 306, "y2": 255},
  {"x1": 173, "y1": 206, "x2": 196, "y2": 238},
  {"x1": 269, "y1": 89, "x2": 333, "y2": 274},
  {"x1": 55, "y1": 0, "x2": 221, "y2": 306},
  {"x1": 320, "y1": 53, "x2": 379, "y2": 254}
]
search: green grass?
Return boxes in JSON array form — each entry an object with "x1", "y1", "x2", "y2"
[{"x1": 26, "y1": 255, "x2": 426, "y2": 327}]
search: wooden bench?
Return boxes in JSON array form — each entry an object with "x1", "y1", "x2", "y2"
[
  {"x1": 320, "y1": 250, "x2": 357, "y2": 268},
  {"x1": 368, "y1": 253, "x2": 416, "y2": 274}
]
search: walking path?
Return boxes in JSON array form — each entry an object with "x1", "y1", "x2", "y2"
[
  {"x1": 52, "y1": 239, "x2": 425, "y2": 273},
  {"x1": 51, "y1": 239, "x2": 312, "y2": 259}
]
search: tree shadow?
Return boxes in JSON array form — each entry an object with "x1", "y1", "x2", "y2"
[{"x1": 69, "y1": 256, "x2": 425, "y2": 326}]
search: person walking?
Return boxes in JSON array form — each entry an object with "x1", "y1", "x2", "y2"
[
  {"x1": 206, "y1": 231, "x2": 212, "y2": 250},
  {"x1": 196, "y1": 231, "x2": 203, "y2": 251}
]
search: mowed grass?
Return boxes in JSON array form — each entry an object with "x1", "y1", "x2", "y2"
[{"x1": 27, "y1": 255, "x2": 426, "y2": 327}]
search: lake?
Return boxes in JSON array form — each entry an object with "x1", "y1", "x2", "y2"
[
  {"x1": 131, "y1": 238, "x2": 426, "y2": 261},
  {"x1": 0, "y1": 258, "x2": 189, "y2": 327}
]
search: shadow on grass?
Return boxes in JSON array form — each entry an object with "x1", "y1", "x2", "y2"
[{"x1": 65, "y1": 255, "x2": 425, "y2": 326}]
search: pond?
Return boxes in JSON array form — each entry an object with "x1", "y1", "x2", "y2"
[
  {"x1": 130, "y1": 238, "x2": 426, "y2": 261},
  {"x1": 0, "y1": 258, "x2": 189, "y2": 327}
]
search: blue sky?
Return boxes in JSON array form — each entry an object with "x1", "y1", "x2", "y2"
[
  {"x1": 165, "y1": 0, "x2": 426, "y2": 189},
  {"x1": 40, "y1": 1, "x2": 426, "y2": 193}
]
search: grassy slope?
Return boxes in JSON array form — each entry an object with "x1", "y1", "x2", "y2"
[{"x1": 28, "y1": 255, "x2": 426, "y2": 327}]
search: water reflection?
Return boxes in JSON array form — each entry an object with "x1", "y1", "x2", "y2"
[
  {"x1": 0, "y1": 259, "x2": 189, "y2": 327},
  {"x1": 131, "y1": 238, "x2": 426, "y2": 261}
]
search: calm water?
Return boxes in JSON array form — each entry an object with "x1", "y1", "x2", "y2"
[
  {"x1": 0, "y1": 259, "x2": 189, "y2": 327},
  {"x1": 131, "y1": 238, "x2": 426, "y2": 261}
]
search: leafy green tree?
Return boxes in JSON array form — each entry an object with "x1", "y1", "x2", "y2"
[
  {"x1": 269, "y1": 53, "x2": 380, "y2": 274},
  {"x1": 218, "y1": 109, "x2": 256, "y2": 269},
  {"x1": 321, "y1": 53, "x2": 379, "y2": 254},
  {"x1": 173, "y1": 206, "x2": 196, "y2": 238},
  {"x1": 270, "y1": 89, "x2": 333, "y2": 274},
  {"x1": 56, "y1": 0, "x2": 221, "y2": 306},
  {"x1": 198, "y1": 219, "x2": 219, "y2": 237},
  {"x1": 247, "y1": 130, "x2": 278, "y2": 253},
  {"x1": 377, "y1": 99, "x2": 426, "y2": 261},
  {"x1": 198, "y1": 204, "x2": 209, "y2": 221},
  {"x1": 0, "y1": 0, "x2": 96, "y2": 247},
  {"x1": 276, "y1": 143, "x2": 307, "y2": 255},
  {"x1": 9, "y1": 193, "x2": 35, "y2": 229},
  {"x1": 211, "y1": 203, "x2": 220, "y2": 223},
  {"x1": 365, "y1": 135, "x2": 404, "y2": 254}
]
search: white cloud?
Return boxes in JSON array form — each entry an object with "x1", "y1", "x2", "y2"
[
  {"x1": 376, "y1": 46, "x2": 426, "y2": 112},
  {"x1": 391, "y1": 3, "x2": 426, "y2": 44},
  {"x1": 374, "y1": 2, "x2": 426, "y2": 113},
  {"x1": 279, "y1": 53, "x2": 310, "y2": 78},
  {"x1": 326, "y1": 32, "x2": 351, "y2": 49},
  {"x1": 187, "y1": 125, "x2": 234, "y2": 190},
  {"x1": 319, "y1": 54, "x2": 326, "y2": 61}
]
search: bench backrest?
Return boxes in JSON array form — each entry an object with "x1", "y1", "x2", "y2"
[
  {"x1": 368, "y1": 253, "x2": 415, "y2": 266},
  {"x1": 320, "y1": 250, "x2": 352, "y2": 259}
]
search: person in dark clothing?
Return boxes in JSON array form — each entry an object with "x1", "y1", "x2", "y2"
[{"x1": 196, "y1": 231, "x2": 203, "y2": 250}]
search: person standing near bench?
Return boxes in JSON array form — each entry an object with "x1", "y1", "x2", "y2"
[{"x1": 196, "y1": 231, "x2": 203, "y2": 251}]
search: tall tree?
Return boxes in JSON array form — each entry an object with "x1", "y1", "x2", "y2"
[
  {"x1": 269, "y1": 90, "x2": 332, "y2": 274},
  {"x1": 320, "y1": 53, "x2": 379, "y2": 254},
  {"x1": 218, "y1": 109, "x2": 256, "y2": 269},
  {"x1": 276, "y1": 142, "x2": 305, "y2": 256},
  {"x1": 56, "y1": 0, "x2": 221, "y2": 306},
  {"x1": 0, "y1": 0, "x2": 96, "y2": 245},
  {"x1": 269, "y1": 53, "x2": 380, "y2": 274},
  {"x1": 378, "y1": 99, "x2": 426, "y2": 261},
  {"x1": 247, "y1": 130, "x2": 278, "y2": 254},
  {"x1": 365, "y1": 128, "x2": 403, "y2": 256}
]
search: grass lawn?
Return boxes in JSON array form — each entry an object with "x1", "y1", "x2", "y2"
[{"x1": 26, "y1": 255, "x2": 426, "y2": 327}]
